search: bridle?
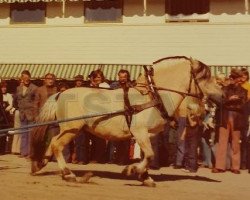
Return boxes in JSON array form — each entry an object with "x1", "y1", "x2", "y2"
[
  {"x1": 135, "y1": 60, "x2": 206, "y2": 119},
  {"x1": 139, "y1": 61, "x2": 205, "y2": 100}
]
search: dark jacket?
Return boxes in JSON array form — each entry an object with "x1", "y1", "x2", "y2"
[
  {"x1": 16, "y1": 83, "x2": 38, "y2": 122},
  {"x1": 216, "y1": 84, "x2": 247, "y2": 131}
]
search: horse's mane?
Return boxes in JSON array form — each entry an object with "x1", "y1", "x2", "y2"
[
  {"x1": 195, "y1": 61, "x2": 211, "y2": 80},
  {"x1": 153, "y1": 56, "x2": 211, "y2": 81},
  {"x1": 153, "y1": 56, "x2": 189, "y2": 65}
]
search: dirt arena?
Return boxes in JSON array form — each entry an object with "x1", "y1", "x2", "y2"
[{"x1": 0, "y1": 154, "x2": 249, "y2": 200}]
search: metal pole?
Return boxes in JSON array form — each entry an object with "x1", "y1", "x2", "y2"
[{"x1": 0, "y1": 109, "x2": 125, "y2": 136}]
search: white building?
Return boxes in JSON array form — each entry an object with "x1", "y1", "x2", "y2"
[{"x1": 0, "y1": 0, "x2": 249, "y2": 80}]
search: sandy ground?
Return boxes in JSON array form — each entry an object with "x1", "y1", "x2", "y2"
[{"x1": 0, "y1": 154, "x2": 250, "y2": 200}]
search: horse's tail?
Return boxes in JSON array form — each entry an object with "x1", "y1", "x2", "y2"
[
  {"x1": 30, "y1": 93, "x2": 59, "y2": 162},
  {"x1": 36, "y1": 93, "x2": 59, "y2": 122}
]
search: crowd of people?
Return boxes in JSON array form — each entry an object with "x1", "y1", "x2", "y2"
[
  {"x1": 0, "y1": 69, "x2": 140, "y2": 166},
  {"x1": 173, "y1": 67, "x2": 250, "y2": 174},
  {"x1": 0, "y1": 67, "x2": 250, "y2": 175}
]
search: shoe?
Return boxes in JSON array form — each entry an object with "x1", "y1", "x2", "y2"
[
  {"x1": 211, "y1": 168, "x2": 225, "y2": 173},
  {"x1": 181, "y1": 168, "x2": 197, "y2": 173},
  {"x1": 72, "y1": 160, "x2": 79, "y2": 164},
  {"x1": 77, "y1": 161, "x2": 87, "y2": 165},
  {"x1": 248, "y1": 169, "x2": 250, "y2": 174},
  {"x1": 231, "y1": 169, "x2": 240, "y2": 174},
  {"x1": 19, "y1": 154, "x2": 28, "y2": 158},
  {"x1": 240, "y1": 165, "x2": 246, "y2": 170},
  {"x1": 199, "y1": 163, "x2": 208, "y2": 168}
]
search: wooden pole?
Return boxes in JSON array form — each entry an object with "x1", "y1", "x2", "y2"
[
  {"x1": 143, "y1": 0, "x2": 147, "y2": 16},
  {"x1": 62, "y1": 0, "x2": 66, "y2": 18},
  {"x1": 245, "y1": 0, "x2": 249, "y2": 14}
]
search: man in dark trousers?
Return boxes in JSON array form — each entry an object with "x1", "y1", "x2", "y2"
[
  {"x1": 110, "y1": 69, "x2": 133, "y2": 165},
  {"x1": 16, "y1": 70, "x2": 38, "y2": 158},
  {"x1": 212, "y1": 68, "x2": 247, "y2": 174}
]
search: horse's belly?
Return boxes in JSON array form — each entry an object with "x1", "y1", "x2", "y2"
[{"x1": 86, "y1": 116, "x2": 131, "y2": 141}]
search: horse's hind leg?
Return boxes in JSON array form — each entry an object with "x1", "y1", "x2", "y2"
[
  {"x1": 122, "y1": 128, "x2": 156, "y2": 187},
  {"x1": 41, "y1": 125, "x2": 61, "y2": 166},
  {"x1": 51, "y1": 130, "x2": 78, "y2": 182}
]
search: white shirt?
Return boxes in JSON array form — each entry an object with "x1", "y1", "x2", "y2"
[
  {"x1": 2, "y1": 93, "x2": 13, "y2": 112},
  {"x1": 99, "y1": 82, "x2": 110, "y2": 88}
]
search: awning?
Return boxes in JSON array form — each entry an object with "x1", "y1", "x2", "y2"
[
  {"x1": 0, "y1": 0, "x2": 60, "y2": 3},
  {"x1": 1, "y1": 63, "x2": 249, "y2": 81},
  {"x1": 0, "y1": 63, "x2": 145, "y2": 81},
  {"x1": 210, "y1": 65, "x2": 250, "y2": 77},
  {"x1": 0, "y1": 0, "x2": 92, "y2": 3}
]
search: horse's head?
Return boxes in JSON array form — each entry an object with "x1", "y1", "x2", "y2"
[{"x1": 190, "y1": 58, "x2": 223, "y2": 104}]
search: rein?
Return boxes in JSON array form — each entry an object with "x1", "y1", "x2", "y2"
[
  {"x1": 135, "y1": 83, "x2": 202, "y2": 99},
  {"x1": 139, "y1": 60, "x2": 206, "y2": 120}
]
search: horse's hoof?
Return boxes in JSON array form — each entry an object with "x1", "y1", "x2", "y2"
[
  {"x1": 122, "y1": 166, "x2": 129, "y2": 176},
  {"x1": 122, "y1": 165, "x2": 137, "y2": 176},
  {"x1": 62, "y1": 174, "x2": 77, "y2": 182},
  {"x1": 142, "y1": 179, "x2": 156, "y2": 187},
  {"x1": 31, "y1": 161, "x2": 45, "y2": 174},
  {"x1": 78, "y1": 172, "x2": 93, "y2": 183}
]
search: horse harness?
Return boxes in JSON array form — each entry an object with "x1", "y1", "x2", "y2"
[{"x1": 122, "y1": 61, "x2": 205, "y2": 128}]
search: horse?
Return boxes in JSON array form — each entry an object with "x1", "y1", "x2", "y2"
[{"x1": 30, "y1": 56, "x2": 222, "y2": 187}]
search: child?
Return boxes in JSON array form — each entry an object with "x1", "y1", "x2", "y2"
[{"x1": 182, "y1": 102, "x2": 203, "y2": 173}]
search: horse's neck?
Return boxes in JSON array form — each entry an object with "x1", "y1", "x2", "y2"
[{"x1": 154, "y1": 66, "x2": 190, "y2": 116}]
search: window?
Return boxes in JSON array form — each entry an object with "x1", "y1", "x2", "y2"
[
  {"x1": 10, "y1": 2, "x2": 46, "y2": 24},
  {"x1": 84, "y1": 0, "x2": 123, "y2": 23},
  {"x1": 166, "y1": 0, "x2": 210, "y2": 22}
]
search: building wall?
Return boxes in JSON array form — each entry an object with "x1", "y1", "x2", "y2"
[
  {"x1": 0, "y1": 24, "x2": 249, "y2": 65},
  {"x1": 0, "y1": 0, "x2": 249, "y2": 66}
]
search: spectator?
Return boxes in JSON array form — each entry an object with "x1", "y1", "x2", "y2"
[
  {"x1": 34, "y1": 73, "x2": 57, "y2": 111},
  {"x1": 173, "y1": 98, "x2": 188, "y2": 169},
  {"x1": 182, "y1": 101, "x2": 204, "y2": 173},
  {"x1": 110, "y1": 69, "x2": 133, "y2": 165},
  {"x1": 34, "y1": 73, "x2": 58, "y2": 156},
  {"x1": 86, "y1": 69, "x2": 110, "y2": 163},
  {"x1": 70, "y1": 75, "x2": 89, "y2": 165},
  {"x1": 16, "y1": 70, "x2": 38, "y2": 158},
  {"x1": 0, "y1": 81, "x2": 13, "y2": 154},
  {"x1": 212, "y1": 68, "x2": 247, "y2": 174},
  {"x1": 239, "y1": 68, "x2": 250, "y2": 170},
  {"x1": 201, "y1": 96, "x2": 217, "y2": 169},
  {"x1": 11, "y1": 79, "x2": 23, "y2": 155},
  {"x1": 58, "y1": 82, "x2": 69, "y2": 92}
]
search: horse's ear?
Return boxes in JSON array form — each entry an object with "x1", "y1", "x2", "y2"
[
  {"x1": 190, "y1": 57, "x2": 194, "y2": 64},
  {"x1": 190, "y1": 57, "x2": 199, "y2": 70}
]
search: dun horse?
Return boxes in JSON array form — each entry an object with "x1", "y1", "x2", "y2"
[{"x1": 30, "y1": 56, "x2": 222, "y2": 186}]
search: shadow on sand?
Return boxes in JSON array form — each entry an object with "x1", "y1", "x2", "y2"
[
  {"x1": 32, "y1": 169, "x2": 221, "y2": 186},
  {"x1": 0, "y1": 166, "x2": 22, "y2": 170},
  {"x1": 70, "y1": 170, "x2": 221, "y2": 183}
]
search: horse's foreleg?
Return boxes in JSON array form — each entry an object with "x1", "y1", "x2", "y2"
[
  {"x1": 122, "y1": 128, "x2": 156, "y2": 187},
  {"x1": 52, "y1": 132, "x2": 77, "y2": 182}
]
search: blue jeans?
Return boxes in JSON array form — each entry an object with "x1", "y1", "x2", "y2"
[
  {"x1": 175, "y1": 117, "x2": 186, "y2": 166},
  {"x1": 201, "y1": 137, "x2": 213, "y2": 168},
  {"x1": 184, "y1": 125, "x2": 200, "y2": 172},
  {"x1": 20, "y1": 119, "x2": 33, "y2": 157},
  {"x1": 75, "y1": 130, "x2": 89, "y2": 163}
]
